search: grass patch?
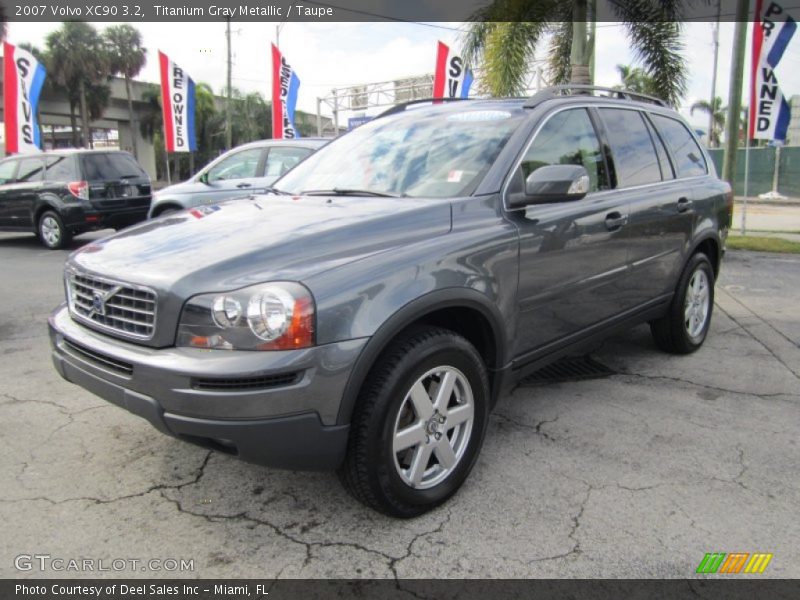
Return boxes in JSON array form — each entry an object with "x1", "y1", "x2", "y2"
[{"x1": 727, "y1": 235, "x2": 800, "y2": 254}]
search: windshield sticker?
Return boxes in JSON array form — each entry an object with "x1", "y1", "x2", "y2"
[
  {"x1": 447, "y1": 170, "x2": 464, "y2": 183},
  {"x1": 447, "y1": 110, "x2": 512, "y2": 122}
]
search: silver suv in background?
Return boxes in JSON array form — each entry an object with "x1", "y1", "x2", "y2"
[{"x1": 148, "y1": 138, "x2": 327, "y2": 217}]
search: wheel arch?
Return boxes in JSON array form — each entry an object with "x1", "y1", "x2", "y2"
[
  {"x1": 690, "y1": 233, "x2": 721, "y2": 277},
  {"x1": 150, "y1": 202, "x2": 185, "y2": 218},
  {"x1": 336, "y1": 288, "x2": 508, "y2": 426}
]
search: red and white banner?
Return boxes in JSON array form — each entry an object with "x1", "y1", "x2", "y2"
[
  {"x1": 432, "y1": 41, "x2": 473, "y2": 100},
  {"x1": 3, "y1": 42, "x2": 46, "y2": 154},
  {"x1": 159, "y1": 51, "x2": 197, "y2": 153},
  {"x1": 749, "y1": 0, "x2": 796, "y2": 141},
  {"x1": 271, "y1": 44, "x2": 301, "y2": 139}
]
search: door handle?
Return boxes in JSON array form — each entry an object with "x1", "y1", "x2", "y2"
[
  {"x1": 677, "y1": 197, "x2": 692, "y2": 213},
  {"x1": 236, "y1": 182, "x2": 252, "y2": 189},
  {"x1": 605, "y1": 211, "x2": 627, "y2": 231}
]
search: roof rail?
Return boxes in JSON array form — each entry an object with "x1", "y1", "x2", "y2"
[
  {"x1": 523, "y1": 85, "x2": 667, "y2": 109},
  {"x1": 375, "y1": 97, "x2": 470, "y2": 119}
]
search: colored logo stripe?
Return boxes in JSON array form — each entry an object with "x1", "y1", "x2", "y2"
[
  {"x1": 744, "y1": 553, "x2": 773, "y2": 574},
  {"x1": 696, "y1": 553, "x2": 726, "y2": 574},
  {"x1": 719, "y1": 553, "x2": 749, "y2": 574},
  {"x1": 697, "y1": 552, "x2": 773, "y2": 574}
]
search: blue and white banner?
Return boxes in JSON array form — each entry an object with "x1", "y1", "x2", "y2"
[
  {"x1": 271, "y1": 44, "x2": 300, "y2": 139},
  {"x1": 750, "y1": 0, "x2": 796, "y2": 140},
  {"x1": 3, "y1": 42, "x2": 46, "y2": 154}
]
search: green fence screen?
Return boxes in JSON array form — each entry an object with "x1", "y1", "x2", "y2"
[{"x1": 707, "y1": 146, "x2": 800, "y2": 198}]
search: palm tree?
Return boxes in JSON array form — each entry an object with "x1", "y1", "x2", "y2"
[
  {"x1": 615, "y1": 64, "x2": 658, "y2": 96},
  {"x1": 46, "y1": 22, "x2": 109, "y2": 148},
  {"x1": 690, "y1": 97, "x2": 726, "y2": 147},
  {"x1": 104, "y1": 25, "x2": 147, "y2": 159},
  {"x1": 462, "y1": 0, "x2": 687, "y2": 106}
]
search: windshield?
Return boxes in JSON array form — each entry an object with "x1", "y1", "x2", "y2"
[{"x1": 276, "y1": 107, "x2": 524, "y2": 198}]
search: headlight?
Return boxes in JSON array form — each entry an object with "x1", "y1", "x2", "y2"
[{"x1": 177, "y1": 282, "x2": 315, "y2": 350}]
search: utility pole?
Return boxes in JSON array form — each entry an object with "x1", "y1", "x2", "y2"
[
  {"x1": 721, "y1": 0, "x2": 750, "y2": 193},
  {"x1": 225, "y1": 18, "x2": 232, "y2": 150},
  {"x1": 709, "y1": 0, "x2": 721, "y2": 147}
]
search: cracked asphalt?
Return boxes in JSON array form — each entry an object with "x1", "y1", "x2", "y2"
[{"x1": 1, "y1": 231, "x2": 798, "y2": 579}]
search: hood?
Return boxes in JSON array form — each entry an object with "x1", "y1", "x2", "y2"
[{"x1": 70, "y1": 195, "x2": 452, "y2": 294}]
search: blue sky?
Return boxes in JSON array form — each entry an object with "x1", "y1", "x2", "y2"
[{"x1": 6, "y1": 20, "x2": 800, "y2": 132}]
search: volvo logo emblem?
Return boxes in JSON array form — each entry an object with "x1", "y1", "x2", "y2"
[
  {"x1": 92, "y1": 292, "x2": 106, "y2": 316},
  {"x1": 86, "y1": 285, "x2": 122, "y2": 318}
]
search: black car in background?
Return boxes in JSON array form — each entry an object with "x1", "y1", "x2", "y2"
[{"x1": 0, "y1": 150, "x2": 151, "y2": 249}]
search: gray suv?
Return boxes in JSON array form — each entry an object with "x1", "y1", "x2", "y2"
[
  {"x1": 148, "y1": 139, "x2": 326, "y2": 218},
  {"x1": 49, "y1": 87, "x2": 732, "y2": 517}
]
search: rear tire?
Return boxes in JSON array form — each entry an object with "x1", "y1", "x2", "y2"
[
  {"x1": 339, "y1": 327, "x2": 489, "y2": 518},
  {"x1": 38, "y1": 210, "x2": 70, "y2": 250},
  {"x1": 650, "y1": 253, "x2": 715, "y2": 354}
]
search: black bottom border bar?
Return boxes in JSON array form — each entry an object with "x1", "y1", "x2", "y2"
[{"x1": 4, "y1": 579, "x2": 800, "y2": 600}]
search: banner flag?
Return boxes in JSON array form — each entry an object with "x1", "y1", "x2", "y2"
[
  {"x1": 158, "y1": 51, "x2": 197, "y2": 153},
  {"x1": 750, "y1": 0, "x2": 796, "y2": 141},
  {"x1": 271, "y1": 44, "x2": 301, "y2": 139},
  {"x1": 3, "y1": 42, "x2": 46, "y2": 154},
  {"x1": 432, "y1": 41, "x2": 473, "y2": 100}
]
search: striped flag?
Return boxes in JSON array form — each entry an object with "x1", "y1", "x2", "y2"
[
  {"x1": 433, "y1": 41, "x2": 473, "y2": 101},
  {"x1": 750, "y1": 0, "x2": 796, "y2": 141},
  {"x1": 158, "y1": 51, "x2": 197, "y2": 152},
  {"x1": 3, "y1": 42, "x2": 46, "y2": 154},
  {"x1": 271, "y1": 44, "x2": 300, "y2": 139}
]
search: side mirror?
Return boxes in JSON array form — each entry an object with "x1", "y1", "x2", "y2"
[
  {"x1": 509, "y1": 165, "x2": 590, "y2": 207},
  {"x1": 198, "y1": 172, "x2": 210, "y2": 185}
]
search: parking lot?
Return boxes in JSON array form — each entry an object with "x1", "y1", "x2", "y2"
[{"x1": 1, "y1": 230, "x2": 798, "y2": 579}]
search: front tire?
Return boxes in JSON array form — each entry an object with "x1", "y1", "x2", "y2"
[
  {"x1": 650, "y1": 252, "x2": 715, "y2": 354},
  {"x1": 38, "y1": 210, "x2": 70, "y2": 250},
  {"x1": 339, "y1": 327, "x2": 489, "y2": 518}
]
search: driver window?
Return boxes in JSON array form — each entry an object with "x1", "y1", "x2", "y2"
[
  {"x1": 0, "y1": 160, "x2": 18, "y2": 185},
  {"x1": 206, "y1": 148, "x2": 262, "y2": 182},
  {"x1": 520, "y1": 108, "x2": 609, "y2": 192}
]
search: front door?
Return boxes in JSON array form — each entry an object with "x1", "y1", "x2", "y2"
[
  {"x1": 508, "y1": 107, "x2": 630, "y2": 358},
  {"x1": 198, "y1": 147, "x2": 267, "y2": 204},
  {"x1": 2, "y1": 157, "x2": 44, "y2": 229}
]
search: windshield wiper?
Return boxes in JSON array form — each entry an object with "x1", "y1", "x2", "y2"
[
  {"x1": 300, "y1": 188, "x2": 404, "y2": 198},
  {"x1": 263, "y1": 186, "x2": 290, "y2": 195}
]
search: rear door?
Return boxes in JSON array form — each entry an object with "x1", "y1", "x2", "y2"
[
  {"x1": 0, "y1": 159, "x2": 20, "y2": 226},
  {"x1": 196, "y1": 147, "x2": 267, "y2": 204},
  {"x1": 1, "y1": 156, "x2": 45, "y2": 229},
  {"x1": 509, "y1": 106, "x2": 630, "y2": 356},
  {"x1": 260, "y1": 146, "x2": 315, "y2": 186},
  {"x1": 595, "y1": 107, "x2": 691, "y2": 304},
  {"x1": 79, "y1": 152, "x2": 151, "y2": 212}
]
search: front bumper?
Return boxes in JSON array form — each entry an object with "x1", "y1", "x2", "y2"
[{"x1": 49, "y1": 304, "x2": 366, "y2": 470}]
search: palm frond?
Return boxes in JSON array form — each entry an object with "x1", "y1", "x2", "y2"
[
  {"x1": 547, "y1": 22, "x2": 573, "y2": 85},
  {"x1": 611, "y1": 2, "x2": 688, "y2": 106}
]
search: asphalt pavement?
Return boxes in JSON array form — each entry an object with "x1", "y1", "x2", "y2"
[{"x1": 1, "y1": 230, "x2": 798, "y2": 580}]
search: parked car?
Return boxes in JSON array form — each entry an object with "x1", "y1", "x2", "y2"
[
  {"x1": 148, "y1": 138, "x2": 327, "y2": 217},
  {"x1": 0, "y1": 150, "x2": 151, "y2": 249},
  {"x1": 49, "y1": 87, "x2": 732, "y2": 517}
]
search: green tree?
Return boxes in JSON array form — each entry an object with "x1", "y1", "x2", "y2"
[
  {"x1": 615, "y1": 64, "x2": 658, "y2": 96},
  {"x1": 462, "y1": 0, "x2": 687, "y2": 106},
  {"x1": 690, "y1": 96, "x2": 726, "y2": 148},
  {"x1": 104, "y1": 25, "x2": 147, "y2": 159},
  {"x1": 46, "y1": 22, "x2": 110, "y2": 148}
]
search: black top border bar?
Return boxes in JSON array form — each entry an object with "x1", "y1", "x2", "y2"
[{"x1": 4, "y1": 0, "x2": 800, "y2": 23}]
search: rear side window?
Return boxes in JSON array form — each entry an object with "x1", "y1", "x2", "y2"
[
  {"x1": 598, "y1": 108, "x2": 662, "y2": 188},
  {"x1": 0, "y1": 160, "x2": 18, "y2": 184},
  {"x1": 521, "y1": 108, "x2": 610, "y2": 192},
  {"x1": 650, "y1": 114, "x2": 708, "y2": 178},
  {"x1": 80, "y1": 153, "x2": 147, "y2": 181},
  {"x1": 45, "y1": 156, "x2": 77, "y2": 182},
  {"x1": 17, "y1": 157, "x2": 45, "y2": 183},
  {"x1": 264, "y1": 146, "x2": 312, "y2": 178},
  {"x1": 643, "y1": 117, "x2": 675, "y2": 180}
]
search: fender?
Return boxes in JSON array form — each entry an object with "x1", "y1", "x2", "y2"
[{"x1": 336, "y1": 287, "x2": 509, "y2": 425}]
